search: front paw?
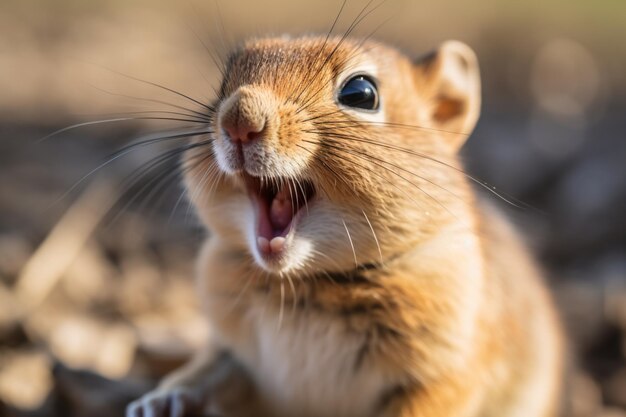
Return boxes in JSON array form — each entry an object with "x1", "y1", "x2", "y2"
[{"x1": 126, "y1": 387, "x2": 204, "y2": 417}]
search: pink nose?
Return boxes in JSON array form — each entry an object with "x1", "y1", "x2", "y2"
[
  {"x1": 222, "y1": 122, "x2": 264, "y2": 145},
  {"x1": 219, "y1": 86, "x2": 269, "y2": 145}
]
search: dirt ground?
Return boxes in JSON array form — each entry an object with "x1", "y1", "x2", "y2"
[{"x1": 0, "y1": 1, "x2": 625, "y2": 416}]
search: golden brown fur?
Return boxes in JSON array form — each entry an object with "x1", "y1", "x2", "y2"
[{"x1": 127, "y1": 36, "x2": 564, "y2": 417}]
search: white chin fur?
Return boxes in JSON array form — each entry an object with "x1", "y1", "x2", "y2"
[
  {"x1": 213, "y1": 140, "x2": 240, "y2": 175},
  {"x1": 248, "y1": 230, "x2": 314, "y2": 274}
]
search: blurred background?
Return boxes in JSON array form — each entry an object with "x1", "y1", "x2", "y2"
[{"x1": 0, "y1": 0, "x2": 625, "y2": 416}]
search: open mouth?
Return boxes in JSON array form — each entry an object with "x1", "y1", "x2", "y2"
[{"x1": 244, "y1": 175, "x2": 316, "y2": 257}]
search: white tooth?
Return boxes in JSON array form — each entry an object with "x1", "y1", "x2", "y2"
[
  {"x1": 257, "y1": 237, "x2": 270, "y2": 253},
  {"x1": 269, "y1": 236, "x2": 286, "y2": 253}
]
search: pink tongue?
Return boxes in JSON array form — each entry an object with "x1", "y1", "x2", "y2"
[{"x1": 270, "y1": 184, "x2": 293, "y2": 231}]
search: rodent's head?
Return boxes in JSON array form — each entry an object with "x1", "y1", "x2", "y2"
[{"x1": 184, "y1": 36, "x2": 481, "y2": 276}]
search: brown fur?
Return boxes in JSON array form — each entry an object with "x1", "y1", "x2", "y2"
[{"x1": 127, "y1": 36, "x2": 564, "y2": 417}]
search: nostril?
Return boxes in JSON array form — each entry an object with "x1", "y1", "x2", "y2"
[
  {"x1": 246, "y1": 130, "x2": 262, "y2": 142},
  {"x1": 223, "y1": 123, "x2": 264, "y2": 145}
]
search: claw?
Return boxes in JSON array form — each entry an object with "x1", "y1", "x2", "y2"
[
  {"x1": 126, "y1": 388, "x2": 200, "y2": 417},
  {"x1": 169, "y1": 391, "x2": 187, "y2": 417},
  {"x1": 126, "y1": 401, "x2": 142, "y2": 417},
  {"x1": 143, "y1": 398, "x2": 159, "y2": 417}
]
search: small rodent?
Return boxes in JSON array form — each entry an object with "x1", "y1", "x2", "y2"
[{"x1": 126, "y1": 35, "x2": 564, "y2": 417}]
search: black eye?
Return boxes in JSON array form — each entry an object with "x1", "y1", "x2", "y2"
[{"x1": 338, "y1": 75, "x2": 379, "y2": 111}]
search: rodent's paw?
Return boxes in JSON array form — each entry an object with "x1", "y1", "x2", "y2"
[{"x1": 126, "y1": 387, "x2": 204, "y2": 417}]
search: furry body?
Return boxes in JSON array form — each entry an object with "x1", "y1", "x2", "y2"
[{"x1": 127, "y1": 36, "x2": 564, "y2": 417}]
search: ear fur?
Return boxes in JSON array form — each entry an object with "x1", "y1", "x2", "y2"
[{"x1": 414, "y1": 41, "x2": 481, "y2": 149}]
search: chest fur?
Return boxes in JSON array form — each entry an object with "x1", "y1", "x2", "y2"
[{"x1": 213, "y1": 293, "x2": 393, "y2": 417}]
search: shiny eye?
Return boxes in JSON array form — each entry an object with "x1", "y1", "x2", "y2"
[{"x1": 338, "y1": 75, "x2": 379, "y2": 111}]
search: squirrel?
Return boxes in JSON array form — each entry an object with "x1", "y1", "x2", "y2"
[{"x1": 126, "y1": 35, "x2": 565, "y2": 417}]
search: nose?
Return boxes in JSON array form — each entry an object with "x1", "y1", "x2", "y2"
[{"x1": 219, "y1": 87, "x2": 268, "y2": 145}]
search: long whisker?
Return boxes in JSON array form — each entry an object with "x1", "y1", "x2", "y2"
[
  {"x1": 184, "y1": 18, "x2": 227, "y2": 81},
  {"x1": 312, "y1": 139, "x2": 453, "y2": 215},
  {"x1": 362, "y1": 210, "x2": 383, "y2": 265},
  {"x1": 168, "y1": 153, "x2": 218, "y2": 224},
  {"x1": 306, "y1": 128, "x2": 530, "y2": 209},
  {"x1": 321, "y1": 146, "x2": 432, "y2": 211},
  {"x1": 222, "y1": 272, "x2": 256, "y2": 318},
  {"x1": 40, "y1": 116, "x2": 210, "y2": 143},
  {"x1": 56, "y1": 129, "x2": 212, "y2": 203},
  {"x1": 186, "y1": 148, "x2": 222, "y2": 220},
  {"x1": 286, "y1": 274, "x2": 298, "y2": 317},
  {"x1": 294, "y1": 144, "x2": 359, "y2": 201},
  {"x1": 297, "y1": 0, "x2": 389, "y2": 113},
  {"x1": 132, "y1": 147, "x2": 214, "y2": 218},
  {"x1": 82, "y1": 60, "x2": 215, "y2": 112},
  {"x1": 291, "y1": 0, "x2": 348, "y2": 104},
  {"x1": 70, "y1": 109, "x2": 212, "y2": 122},
  {"x1": 342, "y1": 218, "x2": 358, "y2": 269},
  {"x1": 311, "y1": 119, "x2": 471, "y2": 137},
  {"x1": 212, "y1": 0, "x2": 232, "y2": 62},
  {"x1": 277, "y1": 278, "x2": 285, "y2": 332},
  {"x1": 309, "y1": 248, "x2": 345, "y2": 273},
  {"x1": 295, "y1": 0, "x2": 378, "y2": 113},
  {"x1": 88, "y1": 84, "x2": 213, "y2": 120},
  {"x1": 301, "y1": 108, "x2": 348, "y2": 124},
  {"x1": 294, "y1": 176, "x2": 309, "y2": 216},
  {"x1": 306, "y1": 136, "x2": 463, "y2": 204},
  {"x1": 105, "y1": 141, "x2": 212, "y2": 224},
  {"x1": 184, "y1": 160, "x2": 222, "y2": 225}
]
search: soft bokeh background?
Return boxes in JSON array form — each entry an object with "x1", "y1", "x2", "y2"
[{"x1": 0, "y1": 0, "x2": 625, "y2": 416}]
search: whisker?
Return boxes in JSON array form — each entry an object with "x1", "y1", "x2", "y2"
[
  {"x1": 305, "y1": 128, "x2": 531, "y2": 209},
  {"x1": 40, "y1": 115, "x2": 211, "y2": 143},
  {"x1": 342, "y1": 218, "x2": 358, "y2": 269},
  {"x1": 106, "y1": 141, "x2": 212, "y2": 224},
  {"x1": 324, "y1": 146, "x2": 432, "y2": 211},
  {"x1": 277, "y1": 278, "x2": 285, "y2": 332},
  {"x1": 291, "y1": 0, "x2": 348, "y2": 104},
  {"x1": 70, "y1": 109, "x2": 212, "y2": 122},
  {"x1": 186, "y1": 150, "x2": 222, "y2": 221},
  {"x1": 132, "y1": 148, "x2": 214, "y2": 218},
  {"x1": 309, "y1": 248, "x2": 345, "y2": 273},
  {"x1": 168, "y1": 153, "x2": 218, "y2": 225},
  {"x1": 213, "y1": 0, "x2": 232, "y2": 61},
  {"x1": 82, "y1": 60, "x2": 215, "y2": 112},
  {"x1": 301, "y1": 108, "x2": 348, "y2": 124},
  {"x1": 219, "y1": 270, "x2": 256, "y2": 321},
  {"x1": 305, "y1": 135, "x2": 463, "y2": 208},
  {"x1": 310, "y1": 139, "x2": 452, "y2": 214},
  {"x1": 287, "y1": 177, "x2": 297, "y2": 231},
  {"x1": 184, "y1": 18, "x2": 227, "y2": 80},
  {"x1": 362, "y1": 209, "x2": 383, "y2": 265},
  {"x1": 286, "y1": 275, "x2": 298, "y2": 317},
  {"x1": 311, "y1": 119, "x2": 471, "y2": 137},
  {"x1": 88, "y1": 84, "x2": 214, "y2": 120},
  {"x1": 297, "y1": 0, "x2": 389, "y2": 113},
  {"x1": 294, "y1": 176, "x2": 309, "y2": 216},
  {"x1": 294, "y1": 143, "x2": 358, "y2": 200},
  {"x1": 56, "y1": 129, "x2": 212, "y2": 204},
  {"x1": 180, "y1": 152, "x2": 220, "y2": 225}
]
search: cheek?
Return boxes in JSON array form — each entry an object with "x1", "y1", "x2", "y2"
[
  {"x1": 257, "y1": 108, "x2": 319, "y2": 176},
  {"x1": 182, "y1": 158, "x2": 249, "y2": 238},
  {"x1": 296, "y1": 201, "x2": 383, "y2": 272}
]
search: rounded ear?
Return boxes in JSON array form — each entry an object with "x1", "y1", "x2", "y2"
[{"x1": 414, "y1": 41, "x2": 481, "y2": 149}]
